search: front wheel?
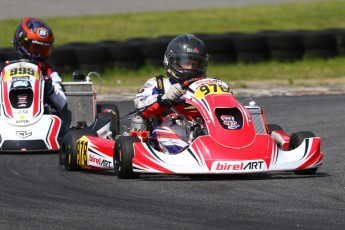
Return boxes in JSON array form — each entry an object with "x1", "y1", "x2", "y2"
[
  {"x1": 60, "y1": 129, "x2": 98, "y2": 171},
  {"x1": 289, "y1": 131, "x2": 315, "y2": 150},
  {"x1": 289, "y1": 131, "x2": 318, "y2": 175},
  {"x1": 267, "y1": 124, "x2": 283, "y2": 135},
  {"x1": 114, "y1": 136, "x2": 141, "y2": 179}
]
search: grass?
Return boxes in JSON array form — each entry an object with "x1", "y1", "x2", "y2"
[
  {"x1": 1, "y1": 0, "x2": 345, "y2": 88},
  {"x1": 1, "y1": 0, "x2": 343, "y2": 45},
  {"x1": 78, "y1": 57, "x2": 345, "y2": 93}
]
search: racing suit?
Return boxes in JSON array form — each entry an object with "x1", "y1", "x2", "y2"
[
  {"x1": 38, "y1": 61, "x2": 72, "y2": 134},
  {"x1": 134, "y1": 75, "x2": 229, "y2": 154},
  {"x1": 38, "y1": 62, "x2": 67, "y2": 111}
]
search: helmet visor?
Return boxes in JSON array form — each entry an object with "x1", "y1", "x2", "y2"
[
  {"x1": 174, "y1": 54, "x2": 208, "y2": 71},
  {"x1": 27, "y1": 40, "x2": 53, "y2": 58},
  {"x1": 17, "y1": 33, "x2": 53, "y2": 58}
]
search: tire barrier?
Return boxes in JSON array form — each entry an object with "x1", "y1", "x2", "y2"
[
  {"x1": 301, "y1": 29, "x2": 338, "y2": 59},
  {"x1": 107, "y1": 38, "x2": 146, "y2": 69},
  {"x1": 1, "y1": 28, "x2": 344, "y2": 72},
  {"x1": 262, "y1": 31, "x2": 304, "y2": 62},
  {"x1": 336, "y1": 29, "x2": 345, "y2": 56},
  {"x1": 47, "y1": 45, "x2": 79, "y2": 74},
  {"x1": 70, "y1": 41, "x2": 111, "y2": 72},
  {"x1": 0, "y1": 47, "x2": 17, "y2": 60},
  {"x1": 232, "y1": 33, "x2": 269, "y2": 63},
  {"x1": 141, "y1": 35, "x2": 174, "y2": 66},
  {"x1": 194, "y1": 32, "x2": 237, "y2": 64}
]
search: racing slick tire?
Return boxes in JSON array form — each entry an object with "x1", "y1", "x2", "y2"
[
  {"x1": 114, "y1": 136, "x2": 141, "y2": 179},
  {"x1": 267, "y1": 124, "x2": 283, "y2": 135},
  {"x1": 96, "y1": 103, "x2": 120, "y2": 137},
  {"x1": 289, "y1": 131, "x2": 318, "y2": 175},
  {"x1": 60, "y1": 129, "x2": 98, "y2": 171}
]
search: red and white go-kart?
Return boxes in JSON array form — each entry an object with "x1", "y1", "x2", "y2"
[{"x1": 60, "y1": 78, "x2": 323, "y2": 179}]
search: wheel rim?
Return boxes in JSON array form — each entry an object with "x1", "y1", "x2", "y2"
[{"x1": 114, "y1": 150, "x2": 121, "y2": 173}]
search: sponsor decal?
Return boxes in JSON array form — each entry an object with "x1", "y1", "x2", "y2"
[
  {"x1": 184, "y1": 105, "x2": 196, "y2": 110},
  {"x1": 186, "y1": 47, "x2": 199, "y2": 53},
  {"x1": 32, "y1": 40, "x2": 51, "y2": 46},
  {"x1": 38, "y1": 28, "x2": 48, "y2": 38},
  {"x1": 220, "y1": 115, "x2": 240, "y2": 129},
  {"x1": 13, "y1": 80, "x2": 29, "y2": 88},
  {"x1": 143, "y1": 82, "x2": 152, "y2": 88},
  {"x1": 12, "y1": 76, "x2": 30, "y2": 81},
  {"x1": 89, "y1": 154, "x2": 112, "y2": 168},
  {"x1": 211, "y1": 160, "x2": 266, "y2": 172},
  {"x1": 16, "y1": 119, "x2": 29, "y2": 124},
  {"x1": 157, "y1": 78, "x2": 163, "y2": 90},
  {"x1": 14, "y1": 109, "x2": 29, "y2": 114},
  {"x1": 16, "y1": 131, "x2": 32, "y2": 138}
]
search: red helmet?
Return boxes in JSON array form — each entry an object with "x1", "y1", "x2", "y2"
[{"x1": 13, "y1": 17, "x2": 54, "y2": 61}]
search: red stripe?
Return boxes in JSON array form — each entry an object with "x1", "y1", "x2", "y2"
[
  {"x1": 133, "y1": 143, "x2": 174, "y2": 173},
  {"x1": 48, "y1": 116, "x2": 61, "y2": 149},
  {"x1": 33, "y1": 79, "x2": 40, "y2": 117},
  {"x1": 297, "y1": 138, "x2": 322, "y2": 169},
  {"x1": 3, "y1": 81, "x2": 13, "y2": 118}
]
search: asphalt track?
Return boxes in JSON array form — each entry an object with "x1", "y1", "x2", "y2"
[
  {"x1": 1, "y1": 1, "x2": 344, "y2": 229},
  {"x1": 0, "y1": 95, "x2": 345, "y2": 230},
  {"x1": 1, "y1": 0, "x2": 314, "y2": 20}
]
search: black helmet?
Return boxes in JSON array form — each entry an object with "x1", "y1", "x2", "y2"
[
  {"x1": 164, "y1": 34, "x2": 208, "y2": 83},
  {"x1": 13, "y1": 17, "x2": 54, "y2": 61}
]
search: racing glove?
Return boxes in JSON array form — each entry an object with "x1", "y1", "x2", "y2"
[
  {"x1": 44, "y1": 77, "x2": 55, "y2": 98},
  {"x1": 162, "y1": 83, "x2": 184, "y2": 102}
]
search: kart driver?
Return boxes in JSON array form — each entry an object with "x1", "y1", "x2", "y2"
[
  {"x1": 5, "y1": 17, "x2": 71, "y2": 134},
  {"x1": 134, "y1": 34, "x2": 230, "y2": 154}
]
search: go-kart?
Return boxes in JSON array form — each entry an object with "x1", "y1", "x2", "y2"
[
  {"x1": 0, "y1": 60, "x2": 119, "y2": 153},
  {"x1": 60, "y1": 78, "x2": 323, "y2": 178},
  {"x1": 0, "y1": 61, "x2": 62, "y2": 151}
]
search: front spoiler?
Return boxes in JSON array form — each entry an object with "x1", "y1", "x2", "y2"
[
  {"x1": 132, "y1": 134, "x2": 323, "y2": 174},
  {"x1": 0, "y1": 115, "x2": 61, "y2": 152}
]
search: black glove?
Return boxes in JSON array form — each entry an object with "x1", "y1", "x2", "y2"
[{"x1": 44, "y1": 77, "x2": 55, "y2": 97}]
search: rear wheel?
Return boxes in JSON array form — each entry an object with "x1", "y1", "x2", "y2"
[
  {"x1": 289, "y1": 131, "x2": 318, "y2": 175},
  {"x1": 60, "y1": 129, "x2": 98, "y2": 171},
  {"x1": 114, "y1": 136, "x2": 141, "y2": 179},
  {"x1": 97, "y1": 103, "x2": 120, "y2": 137}
]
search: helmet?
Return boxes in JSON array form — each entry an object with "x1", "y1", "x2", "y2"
[
  {"x1": 164, "y1": 34, "x2": 208, "y2": 83},
  {"x1": 13, "y1": 17, "x2": 54, "y2": 61}
]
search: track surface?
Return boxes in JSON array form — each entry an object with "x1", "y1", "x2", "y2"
[
  {"x1": 1, "y1": 0, "x2": 314, "y2": 20},
  {"x1": 0, "y1": 95, "x2": 344, "y2": 229}
]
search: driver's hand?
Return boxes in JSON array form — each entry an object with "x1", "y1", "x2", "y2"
[
  {"x1": 162, "y1": 83, "x2": 184, "y2": 102},
  {"x1": 44, "y1": 76, "x2": 55, "y2": 97}
]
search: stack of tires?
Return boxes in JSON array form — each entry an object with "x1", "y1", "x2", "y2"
[
  {"x1": 263, "y1": 30, "x2": 304, "y2": 62},
  {"x1": 1, "y1": 28, "x2": 344, "y2": 73},
  {"x1": 0, "y1": 47, "x2": 18, "y2": 62},
  {"x1": 69, "y1": 41, "x2": 112, "y2": 72},
  {"x1": 141, "y1": 35, "x2": 174, "y2": 66},
  {"x1": 334, "y1": 29, "x2": 345, "y2": 56},
  {"x1": 300, "y1": 29, "x2": 337, "y2": 59},
  {"x1": 106, "y1": 38, "x2": 147, "y2": 69},
  {"x1": 194, "y1": 33, "x2": 236, "y2": 63},
  {"x1": 232, "y1": 33, "x2": 269, "y2": 63},
  {"x1": 48, "y1": 45, "x2": 79, "y2": 74}
]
